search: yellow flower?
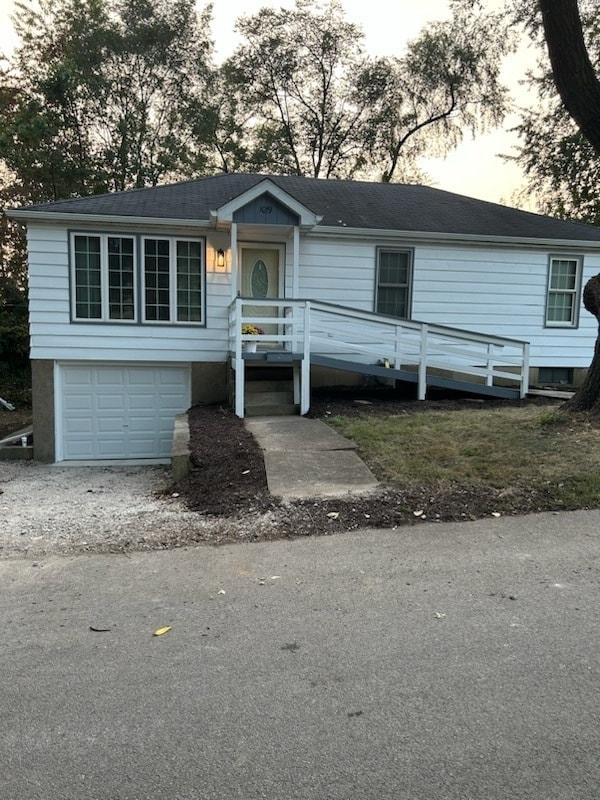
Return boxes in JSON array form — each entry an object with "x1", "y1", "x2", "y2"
[{"x1": 242, "y1": 324, "x2": 264, "y2": 335}]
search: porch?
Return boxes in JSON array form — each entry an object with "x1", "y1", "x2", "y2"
[{"x1": 228, "y1": 298, "x2": 530, "y2": 418}]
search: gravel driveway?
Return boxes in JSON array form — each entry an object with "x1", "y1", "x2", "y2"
[{"x1": 0, "y1": 461, "x2": 240, "y2": 559}]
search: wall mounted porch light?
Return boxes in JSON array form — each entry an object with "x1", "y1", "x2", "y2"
[{"x1": 216, "y1": 248, "x2": 225, "y2": 270}]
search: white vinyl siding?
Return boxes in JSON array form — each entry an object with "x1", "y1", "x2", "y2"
[
  {"x1": 26, "y1": 224, "x2": 600, "y2": 368},
  {"x1": 28, "y1": 225, "x2": 228, "y2": 363},
  {"x1": 411, "y1": 245, "x2": 598, "y2": 366},
  {"x1": 545, "y1": 256, "x2": 582, "y2": 327},
  {"x1": 294, "y1": 238, "x2": 374, "y2": 310}
]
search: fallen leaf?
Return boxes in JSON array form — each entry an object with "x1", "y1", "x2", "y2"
[
  {"x1": 270, "y1": 575, "x2": 281, "y2": 580},
  {"x1": 153, "y1": 626, "x2": 171, "y2": 636},
  {"x1": 218, "y1": 589, "x2": 226, "y2": 595},
  {"x1": 327, "y1": 512, "x2": 339, "y2": 519},
  {"x1": 491, "y1": 512, "x2": 501, "y2": 518},
  {"x1": 89, "y1": 626, "x2": 112, "y2": 633},
  {"x1": 171, "y1": 492, "x2": 179, "y2": 498},
  {"x1": 242, "y1": 469, "x2": 250, "y2": 475},
  {"x1": 413, "y1": 510, "x2": 424, "y2": 517},
  {"x1": 434, "y1": 612, "x2": 446, "y2": 619}
]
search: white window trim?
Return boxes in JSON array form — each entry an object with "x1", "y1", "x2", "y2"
[
  {"x1": 69, "y1": 231, "x2": 205, "y2": 326},
  {"x1": 374, "y1": 246, "x2": 414, "y2": 319},
  {"x1": 141, "y1": 235, "x2": 205, "y2": 325},
  {"x1": 70, "y1": 232, "x2": 138, "y2": 323},
  {"x1": 545, "y1": 255, "x2": 583, "y2": 328}
]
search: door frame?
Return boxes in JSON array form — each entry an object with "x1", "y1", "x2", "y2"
[{"x1": 238, "y1": 242, "x2": 286, "y2": 299}]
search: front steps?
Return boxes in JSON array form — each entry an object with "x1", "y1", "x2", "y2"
[{"x1": 243, "y1": 368, "x2": 299, "y2": 417}]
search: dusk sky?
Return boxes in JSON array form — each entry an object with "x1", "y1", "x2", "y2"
[{"x1": 0, "y1": 0, "x2": 539, "y2": 207}]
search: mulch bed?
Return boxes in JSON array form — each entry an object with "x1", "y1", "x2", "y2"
[{"x1": 173, "y1": 386, "x2": 577, "y2": 543}]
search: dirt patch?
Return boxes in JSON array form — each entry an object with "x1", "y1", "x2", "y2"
[
  {"x1": 174, "y1": 387, "x2": 579, "y2": 544},
  {"x1": 0, "y1": 409, "x2": 32, "y2": 441}
]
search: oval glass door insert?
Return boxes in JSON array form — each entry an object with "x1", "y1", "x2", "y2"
[{"x1": 251, "y1": 260, "x2": 269, "y2": 298}]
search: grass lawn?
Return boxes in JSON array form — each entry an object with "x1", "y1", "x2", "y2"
[{"x1": 327, "y1": 404, "x2": 600, "y2": 510}]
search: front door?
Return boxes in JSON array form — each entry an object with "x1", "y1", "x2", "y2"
[{"x1": 240, "y1": 246, "x2": 282, "y2": 333}]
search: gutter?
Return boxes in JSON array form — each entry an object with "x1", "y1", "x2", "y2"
[
  {"x1": 7, "y1": 210, "x2": 600, "y2": 251},
  {"x1": 310, "y1": 225, "x2": 600, "y2": 251},
  {"x1": 6, "y1": 210, "x2": 212, "y2": 228}
]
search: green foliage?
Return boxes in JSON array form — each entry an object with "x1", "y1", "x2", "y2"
[
  {"x1": 4, "y1": 0, "x2": 214, "y2": 197},
  {"x1": 509, "y1": 0, "x2": 600, "y2": 223},
  {"x1": 1, "y1": 0, "x2": 514, "y2": 187},
  {"x1": 0, "y1": 197, "x2": 29, "y2": 381},
  {"x1": 0, "y1": 274, "x2": 28, "y2": 370},
  {"x1": 512, "y1": 105, "x2": 600, "y2": 225},
  {"x1": 537, "y1": 408, "x2": 568, "y2": 427},
  {"x1": 226, "y1": 0, "x2": 371, "y2": 178},
  {"x1": 0, "y1": 361, "x2": 31, "y2": 408},
  {"x1": 221, "y1": 0, "x2": 511, "y2": 181},
  {"x1": 366, "y1": 1, "x2": 515, "y2": 182}
]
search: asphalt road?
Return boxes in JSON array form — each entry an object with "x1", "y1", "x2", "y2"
[{"x1": 1, "y1": 510, "x2": 599, "y2": 800}]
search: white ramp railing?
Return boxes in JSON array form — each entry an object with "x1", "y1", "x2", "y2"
[{"x1": 229, "y1": 298, "x2": 530, "y2": 417}]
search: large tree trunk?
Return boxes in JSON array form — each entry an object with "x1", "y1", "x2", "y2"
[
  {"x1": 537, "y1": 2, "x2": 600, "y2": 411},
  {"x1": 563, "y1": 274, "x2": 600, "y2": 412},
  {"x1": 539, "y1": 0, "x2": 600, "y2": 155}
]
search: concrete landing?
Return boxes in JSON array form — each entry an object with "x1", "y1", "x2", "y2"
[{"x1": 245, "y1": 416, "x2": 379, "y2": 500}]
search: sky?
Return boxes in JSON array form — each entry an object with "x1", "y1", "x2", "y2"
[{"x1": 0, "y1": 0, "x2": 540, "y2": 207}]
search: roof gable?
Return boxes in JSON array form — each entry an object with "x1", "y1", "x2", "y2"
[{"x1": 210, "y1": 179, "x2": 320, "y2": 229}]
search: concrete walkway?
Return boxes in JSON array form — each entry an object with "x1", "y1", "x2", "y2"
[{"x1": 245, "y1": 416, "x2": 379, "y2": 499}]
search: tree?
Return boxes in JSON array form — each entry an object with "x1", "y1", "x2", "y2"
[
  {"x1": 539, "y1": 0, "x2": 600, "y2": 155},
  {"x1": 224, "y1": 0, "x2": 513, "y2": 181},
  {"x1": 520, "y1": 0, "x2": 600, "y2": 412},
  {"x1": 510, "y1": 0, "x2": 600, "y2": 224},
  {"x1": 512, "y1": 104, "x2": 600, "y2": 225},
  {"x1": 364, "y1": 1, "x2": 514, "y2": 183},
  {"x1": 226, "y1": 0, "x2": 372, "y2": 178},
  {"x1": 0, "y1": 173, "x2": 30, "y2": 403},
  {"x1": 3, "y1": 0, "x2": 214, "y2": 196}
]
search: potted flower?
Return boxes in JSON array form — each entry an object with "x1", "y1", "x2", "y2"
[
  {"x1": 241, "y1": 324, "x2": 264, "y2": 336},
  {"x1": 241, "y1": 323, "x2": 264, "y2": 352}
]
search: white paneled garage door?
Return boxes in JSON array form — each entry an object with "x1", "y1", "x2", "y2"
[{"x1": 59, "y1": 364, "x2": 190, "y2": 460}]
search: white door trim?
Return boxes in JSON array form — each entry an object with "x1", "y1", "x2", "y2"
[{"x1": 238, "y1": 243, "x2": 285, "y2": 299}]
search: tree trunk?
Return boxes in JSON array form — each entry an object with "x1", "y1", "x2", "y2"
[
  {"x1": 562, "y1": 274, "x2": 600, "y2": 412},
  {"x1": 539, "y1": 0, "x2": 600, "y2": 155}
]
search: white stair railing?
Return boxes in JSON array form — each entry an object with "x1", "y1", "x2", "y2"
[{"x1": 229, "y1": 298, "x2": 530, "y2": 417}]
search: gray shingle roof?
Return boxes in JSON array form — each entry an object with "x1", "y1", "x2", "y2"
[{"x1": 13, "y1": 172, "x2": 600, "y2": 242}]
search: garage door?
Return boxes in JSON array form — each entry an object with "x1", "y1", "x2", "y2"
[{"x1": 59, "y1": 365, "x2": 190, "y2": 460}]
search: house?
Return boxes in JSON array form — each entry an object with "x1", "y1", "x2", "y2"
[{"x1": 9, "y1": 173, "x2": 600, "y2": 463}]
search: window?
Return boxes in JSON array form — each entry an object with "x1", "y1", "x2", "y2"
[
  {"x1": 537, "y1": 367, "x2": 573, "y2": 385},
  {"x1": 70, "y1": 232, "x2": 204, "y2": 325},
  {"x1": 72, "y1": 234, "x2": 135, "y2": 321},
  {"x1": 375, "y1": 248, "x2": 413, "y2": 318},
  {"x1": 546, "y1": 256, "x2": 582, "y2": 327},
  {"x1": 143, "y1": 238, "x2": 203, "y2": 323}
]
